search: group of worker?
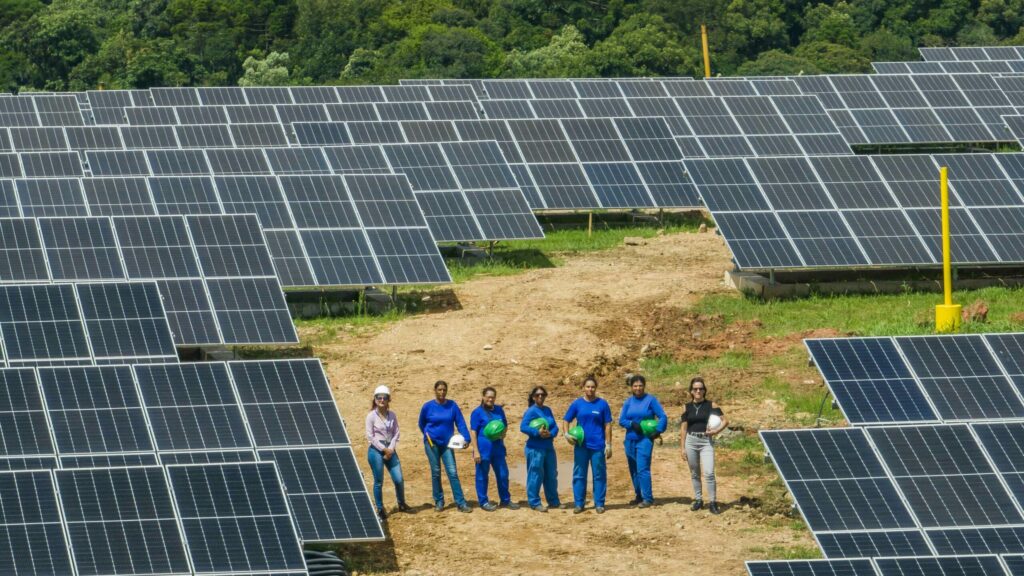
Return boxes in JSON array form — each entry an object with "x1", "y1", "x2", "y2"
[{"x1": 364, "y1": 375, "x2": 727, "y2": 520}]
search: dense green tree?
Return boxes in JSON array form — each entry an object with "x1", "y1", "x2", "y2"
[
  {"x1": 794, "y1": 40, "x2": 870, "y2": 73},
  {"x1": 239, "y1": 51, "x2": 291, "y2": 86},
  {"x1": 801, "y1": 3, "x2": 858, "y2": 47},
  {"x1": 736, "y1": 49, "x2": 821, "y2": 75},
  {"x1": 589, "y1": 14, "x2": 699, "y2": 76},
  {"x1": 500, "y1": 25, "x2": 596, "y2": 77}
]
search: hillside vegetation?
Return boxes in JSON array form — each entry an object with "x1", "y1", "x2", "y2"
[{"x1": 3, "y1": 0, "x2": 1024, "y2": 92}]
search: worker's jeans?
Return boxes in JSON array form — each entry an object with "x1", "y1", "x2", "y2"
[
  {"x1": 624, "y1": 436, "x2": 654, "y2": 503},
  {"x1": 475, "y1": 443, "x2": 511, "y2": 506},
  {"x1": 685, "y1": 434, "x2": 716, "y2": 501},
  {"x1": 367, "y1": 447, "x2": 406, "y2": 512},
  {"x1": 423, "y1": 441, "x2": 467, "y2": 507},
  {"x1": 525, "y1": 445, "x2": 560, "y2": 508},
  {"x1": 572, "y1": 445, "x2": 606, "y2": 508}
]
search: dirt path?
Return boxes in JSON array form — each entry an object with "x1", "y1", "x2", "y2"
[{"x1": 310, "y1": 231, "x2": 816, "y2": 576}]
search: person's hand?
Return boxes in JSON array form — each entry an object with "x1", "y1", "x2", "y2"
[
  {"x1": 630, "y1": 421, "x2": 642, "y2": 433},
  {"x1": 539, "y1": 428, "x2": 551, "y2": 439},
  {"x1": 499, "y1": 430, "x2": 507, "y2": 440},
  {"x1": 706, "y1": 428, "x2": 718, "y2": 437},
  {"x1": 566, "y1": 436, "x2": 576, "y2": 446},
  {"x1": 604, "y1": 444, "x2": 612, "y2": 460},
  {"x1": 383, "y1": 448, "x2": 393, "y2": 460},
  {"x1": 473, "y1": 451, "x2": 481, "y2": 464}
]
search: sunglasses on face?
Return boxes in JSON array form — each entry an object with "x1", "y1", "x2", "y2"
[
  {"x1": 375, "y1": 395, "x2": 390, "y2": 401},
  {"x1": 533, "y1": 392, "x2": 547, "y2": 398}
]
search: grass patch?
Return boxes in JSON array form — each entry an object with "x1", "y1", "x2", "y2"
[
  {"x1": 693, "y1": 286, "x2": 1024, "y2": 337},
  {"x1": 641, "y1": 351, "x2": 752, "y2": 383},
  {"x1": 760, "y1": 375, "x2": 840, "y2": 427},
  {"x1": 749, "y1": 544, "x2": 822, "y2": 560}
]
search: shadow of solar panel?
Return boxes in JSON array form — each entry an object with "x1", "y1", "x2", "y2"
[
  {"x1": 168, "y1": 463, "x2": 307, "y2": 573},
  {"x1": 58, "y1": 466, "x2": 190, "y2": 575}
]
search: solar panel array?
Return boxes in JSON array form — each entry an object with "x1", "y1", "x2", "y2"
[
  {"x1": 806, "y1": 333, "x2": 1024, "y2": 426},
  {"x1": 686, "y1": 153, "x2": 1024, "y2": 270},
  {"x1": 0, "y1": 359, "x2": 382, "y2": 546},
  {"x1": 748, "y1": 555, "x2": 1024, "y2": 575},
  {"x1": 874, "y1": 60, "x2": 1024, "y2": 74},
  {"x1": 920, "y1": 46, "x2": 1024, "y2": 61}
]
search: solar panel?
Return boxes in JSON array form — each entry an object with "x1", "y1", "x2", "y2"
[
  {"x1": 0, "y1": 284, "x2": 91, "y2": 365},
  {"x1": 0, "y1": 470, "x2": 73, "y2": 573},
  {"x1": 746, "y1": 559, "x2": 879, "y2": 576},
  {"x1": 167, "y1": 462, "x2": 307, "y2": 573}
]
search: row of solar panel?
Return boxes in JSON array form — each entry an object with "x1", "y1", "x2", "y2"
[
  {"x1": 762, "y1": 421, "x2": 1024, "y2": 559},
  {"x1": 0, "y1": 281, "x2": 176, "y2": 365},
  {"x1": 0, "y1": 358, "x2": 382, "y2": 544},
  {"x1": 0, "y1": 215, "x2": 295, "y2": 346},
  {"x1": 748, "y1": 555, "x2": 1024, "y2": 576},
  {"x1": 874, "y1": 59, "x2": 1024, "y2": 74},
  {"x1": 0, "y1": 171, "x2": 450, "y2": 287},
  {"x1": 806, "y1": 333, "x2": 1024, "y2": 425},
  {"x1": 0, "y1": 462, "x2": 311, "y2": 575},
  {"x1": 686, "y1": 153, "x2": 1024, "y2": 270},
  {"x1": 920, "y1": 46, "x2": 1024, "y2": 61}
]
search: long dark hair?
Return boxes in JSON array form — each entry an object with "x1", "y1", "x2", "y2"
[
  {"x1": 527, "y1": 386, "x2": 548, "y2": 407},
  {"x1": 480, "y1": 386, "x2": 496, "y2": 406},
  {"x1": 689, "y1": 376, "x2": 709, "y2": 403}
]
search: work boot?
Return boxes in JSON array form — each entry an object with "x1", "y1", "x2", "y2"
[
  {"x1": 709, "y1": 502, "x2": 721, "y2": 515},
  {"x1": 501, "y1": 501, "x2": 520, "y2": 510},
  {"x1": 481, "y1": 502, "x2": 498, "y2": 512},
  {"x1": 398, "y1": 502, "x2": 411, "y2": 513},
  {"x1": 638, "y1": 500, "x2": 653, "y2": 509},
  {"x1": 573, "y1": 506, "x2": 584, "y2": 514},
  {"x1": 691, "y1": 499, "x2": 703, "y2": 511},
  {"x1": 458, "y1": 504, "x2": 472, "y2": 513}
]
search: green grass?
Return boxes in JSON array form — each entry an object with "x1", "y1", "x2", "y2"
[
  {"x1": 445, "y1": 218, "x2": 710, "y2": 283},
  {"x1": 641, "y1": 350, "x2": 752, "y2": 383},
  {"x1": 693, "y1": 286, "x2": 1024, "y2": 337},
  {"x1": 749, "y1": 545, "x2": 823, "y2": 560}
]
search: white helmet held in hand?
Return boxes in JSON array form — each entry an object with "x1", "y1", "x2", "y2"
[
  {"x1": 374, "y1": 385, "x2": 391, "y2": 396},
  {"x1": 708, "y1": 413, "x2": 722, "y2": 431},
  {"x1": 448, "y1": 433, "x2": 467, "y2": 450}
]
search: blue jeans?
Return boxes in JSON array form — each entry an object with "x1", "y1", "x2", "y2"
[
  {"x1": 572, "y1": 445, "x2": 606, "y2": 508},
  {"x1": 525, "y1": 445, "x2": 560, "y2": 508},
  {"x1": 624, "y1": 436, "x2": 654, "y2": 503},
  {"x1": 475, "y1": 445, "x2": 511, "y2": 506},
  {"x1": 424, "y1": 441, "x2": 467, "y2": 507},
  {"x1": 367, "y1": 447, "x2": 406, "y2": 512}
]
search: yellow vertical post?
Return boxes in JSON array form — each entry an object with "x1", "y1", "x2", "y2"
[
  {"x1": 587, "y1": 212, "x2": 593, "y2": 237},
  {"x1": 935, "y1": 166, "x2": 961, "y2": 333},
  {"x1": 701, "y1": 24, "x2": 711, "y2": 79}
]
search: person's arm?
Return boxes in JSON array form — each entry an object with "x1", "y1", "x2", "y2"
[
  {"x1": 454, "y1": 403, "x2": 471, "y2": 445},
  {"x1": 680, "y1": 406, "x2": 689, "y2": 457},
  {"x1": 418, "y1": 403, "x2": 428, "y2": 435},
  {"x1": 563, "y1": 402, "x2": 577, "y2": 444},
  {"x1": 548, "y1": 408, "x2": 559, "y2": 438},
  {"x1": 708, "y1": 403, "x2": 728, "y2": 436},
  {"x1": 520, "y1": 407, "x2": 539, "y2": 438},
  {"x1": 617, "y1": 399, "x2": 630, "y2": 430},
  {"x1": 603, "y1": 401, "x2": 613, "y2": 458},
  {"x1": 366, "y1": 412, "x2": 386, "y2": 451},
  {"x1": 389, "y1": 412, "x2": 400, "y2": 450},
  {"x1": 653, "y1": 397, "x2": 669, "y2": 435}
]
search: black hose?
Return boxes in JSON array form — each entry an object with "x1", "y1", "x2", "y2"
[{"x1": 304, "y1": 549, "x2": 348, "y2": 576}]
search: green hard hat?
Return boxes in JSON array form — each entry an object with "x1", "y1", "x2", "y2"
[
  {"x1": 567, "y1": 425, "x2": 585, "y2": 443},
  {"x1": 640, "y1": 418, "x2": 660, "y2": 436},
  {"x1": 483, "y1": 419, "x2": 506, "y2": 440},
  {"x1": 529, "y1": 417, "x2": 549, "y2": 430}
]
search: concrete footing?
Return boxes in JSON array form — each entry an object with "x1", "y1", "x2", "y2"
[{"x1": 726, "y1": 270, "x2": 1024, "y2": 299}]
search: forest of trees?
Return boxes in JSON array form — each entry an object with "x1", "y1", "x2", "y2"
[{"x1": 2, "y1": 0, "x2": 1024, "y2": 92}]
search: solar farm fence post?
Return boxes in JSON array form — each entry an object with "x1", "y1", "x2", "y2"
[
  {"x1": 935, "y1": 166, "x2": 961, "y2": 333},
  {"x1": 701, "y1": 24, "x2": 711, "y2": 78}
]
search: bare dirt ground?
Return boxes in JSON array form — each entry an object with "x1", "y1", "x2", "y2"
[{"x1": 306, "y1": 231, "x2": 821, "y2": 576}]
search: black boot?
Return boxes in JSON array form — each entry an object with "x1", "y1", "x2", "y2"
[
  {"x1": 709, "y1": 501, "x2": 721, "y2": 515},
  {"x1": 691, "y1": 499, "x2": 703, "y2": 511}
]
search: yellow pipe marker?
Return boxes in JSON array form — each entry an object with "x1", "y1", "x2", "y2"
[
  {"x1": 701, "y1": 24, "x2": 711, "y2": 79},
  {"x1": 935, "y1": 166, "x2": 961, "y2": 333}
]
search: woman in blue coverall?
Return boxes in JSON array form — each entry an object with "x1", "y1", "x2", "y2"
[
  {"x1": 418, "y1": 380, "x2": 473, "y2": 513},
  {"x1": 563, "y1": 375, "x2": 612, "y2": 514},
  {"x1": 520, "y1": 385, "x2": 561, "y2": 512},
  {"x1": 469, "y1": 387, "x2": 519, "y2": 511},
  {"x1": 618, "y1": 374, "x2": 667, "y2": 508}
]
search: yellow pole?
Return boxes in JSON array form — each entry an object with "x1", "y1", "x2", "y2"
[
  {"x1": 701, "y1": 24, "x2": 711, "y2": 79},
  {"x1": 935, "y1": 166, "x2": 961, "y2": 333},
  {"x1": 587, "y1": 212, "x2": 593, "y2": 237}
]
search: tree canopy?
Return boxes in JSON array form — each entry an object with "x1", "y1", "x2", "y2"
[{"x1": 1, "y1": 0, "x2": 1021, "y2": 90}]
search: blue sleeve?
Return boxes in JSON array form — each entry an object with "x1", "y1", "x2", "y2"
[
  {"x1": 500, "y1": 406, "x2": 509, "y2": 426},
  {"x1": 618, "y1": 398, "x2": 631, "y2": 429},
  {"x1": 547, "y1": 407, "x2": 559, "y2": 438},
  {"x1": 563, "y1": 400, "x2": 578, "y2": 425},
  {"x1": 520, "y1": 407, "x2": 539, "y2": 438},
  {"x1": 418, "y1": 403, "x2": 428, "y2": 434},
  {"x1": 453, "y1": 403, "x2": 471, "y2": 440},
  {"x1": 469, "y1": 408, "x2": 483, "y2": 433},
  {"x1": 602, "y1": 400, "x2": 613, "y2": 424},
  {"x1": 653, "y1": 397, "x2": 668, "y2": 433}
]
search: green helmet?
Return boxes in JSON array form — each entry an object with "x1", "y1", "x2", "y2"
[
  {"x1": 640, "y1": 418, "x2": 660, "y2": 437},
  {"x1": 483, "y1": 419, "x2": 506, "y2": 440},
  {"x1": 529, "y1": 417, "x2": 549, "y2": 430},
  {"x1": 567, "y1": 425, "x2": 585, "y2": 443}
]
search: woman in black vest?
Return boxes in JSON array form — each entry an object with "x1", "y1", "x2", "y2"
[{"x1": 680, "y1": 376, "x2": 727, "y2": 514}]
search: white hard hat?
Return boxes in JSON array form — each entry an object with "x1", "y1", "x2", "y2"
[
  {"x1": 374, "y1": 385, "x2": 391, "y2": 397},
  {"x1": 447, "y1": 433, "x2": 467, "y2": 450},
  {"x1": 708, "y1": 413, "x2": 722, "y2": 431}
]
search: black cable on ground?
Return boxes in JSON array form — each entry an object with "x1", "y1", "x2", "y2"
[{"x1": 304, "y1": 549, "x2": 348, "y2": 576}]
